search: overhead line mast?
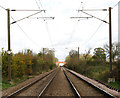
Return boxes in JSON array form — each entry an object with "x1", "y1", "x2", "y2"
[
  {"x1": 6, "y1": 8, "x2": 54, "y2": 81},
  {"x1": 71, "y1": 7, "x2": 113, "y2": 80},
  {"x1": 7, "y1": 9, "x2": 11, "y2": 81}
]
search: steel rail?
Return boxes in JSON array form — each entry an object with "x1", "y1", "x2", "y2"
[
  {"x1": 37, "y1": 69, "x2": 59, "y2": 98},
  {"x1": 65, "y1": 68, "x2": 116, "y2": 98},
  {"x1": 63, "y1": 69, "x2": 81, "y2": 98},
  {"x1": 5, "y1": 69, "x2": 56, "y2": 98}
]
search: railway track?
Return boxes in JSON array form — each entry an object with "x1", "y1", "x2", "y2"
[
  {"x1": 37, "y1": 69, "x2": 59, "y2": 97},
  {"x1": 63, "y1": 69, "x2": 81, "y2": 98},
  {"x1": 4, "y1": 67, "x2": 117, "y2": 98},
  {"x1": 37, "y1": 67, "x2": 76, "y2": 97},
  {"x1": 37, "y1": 67, "x2": 116, "y2": 97},
  {"x1": 4, "y1": 68, "x2": 59, "y2": 98},
  {"x1": 64, "y1": 67, "x2": 116, "y2": 98}
]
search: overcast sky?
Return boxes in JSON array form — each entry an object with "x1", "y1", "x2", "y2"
[{"x1": 0, "y1": 0, "x2": 119, "y2": 61}]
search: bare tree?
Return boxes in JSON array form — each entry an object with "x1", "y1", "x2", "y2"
[{"x1": 83, "y1": 48, "x2": 91, "y2": 60}]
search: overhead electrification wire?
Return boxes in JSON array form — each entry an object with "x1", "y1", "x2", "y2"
[
  {"x1": 83, "y1": 13, "x2": 109, "y2": 46},
  {"x1": 51, "y1": 2, "x2": 85, "y2": 48},
  {"x1": 81, "y1": 1, "x2": 119, "y2": 47},
  {"x1": 38, "y1": 0, "x2": 44, "y2": 10},
  {"x1": 34, "y1": 0, "x2": 46, "y2": 21},
  {"x1": 0, "y1": 5, "x2": 6, "y2": 10},
  {"x1": 67, "y1": 2, "x2": 85, "y2": 45},
  {"x1": 34, "y1": 0, "x2": 41, "y2": 9},
  {"x1": 113, "y1": 1, "x2": 119, "y2": 8},
  {"x1": 37, "y1": 0, "x2": 46, "y2": 20},
  {"x1": 11, "y1": 11, "x2": 42, "y2": 24},
  {"x1": 36, "y1": 0, "x2": 54, "y2": 47},
  {"x1": 34, "y1": 0, "x2": 54, "y2": 48},
  {"x1": 11, "y1": 16, "x2": 41, "y2": 48},
  {"x1": 78, "y1": 2, "x2": 86, "y2": 21},
  {"x1": 82, "y1": 1, "x2": 119, "y2": 47},
  {"x1": 80, "y1": 11, "x2": 109, "y2": 24},
  {"x1": 45, "y1": 22, "x2": 53, "y2": 47}
]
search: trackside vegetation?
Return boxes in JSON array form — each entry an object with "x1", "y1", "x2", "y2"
[
  {"x1": 1, "y1": 48, "x2": 58, "y2": 89},
  {"x1": 65, "y1": 43, "x2": 120, "y2": 89}
]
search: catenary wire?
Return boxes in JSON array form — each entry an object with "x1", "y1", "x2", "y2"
[
  {"x1": 113, "y1": 1, "x2": 119, "y2": 8},
  {"x1": 34, "y1": 0, "x2": 41, "y2": 10},
  {"x1": 38, "y1": 0, "x2": 44, "y2": 10},
  {"x1": 11, "y1": 16, "x2": 41, "y2": 48},
  {"x1": 45, "y1": 22, "x2": 53, "y2": 47},
  {"x1": 80, "y1": 1, "x2": 118, "y2": 47},
  {"x1": 34, "y1": 0, "x2": 53, "y2": 47},
  {"x1": 34, "y1": 0, "x2": 46, "y2": 21},
  {"x1": 36, "y1": 0, "x2": 54, "y2": 47},
  {"x1": 11, "y1": 11, "x2": 41, "y2": 24},
  {"x1": 0, "y1": 5, "x2": 6, "y2": 10},
  {"x1": 67, "y1": 2, "x2": 85, "y2": 45},
  {"x1": 50, "y1": 2, "x2": 85, "y2": 48},
  {"x1": 83, "y1": 13, "x2": 109, "y2": 46}
]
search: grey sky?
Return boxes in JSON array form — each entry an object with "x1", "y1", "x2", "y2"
[{"x1": 0, "y1": 0, "x2": 119, "y2": 61}]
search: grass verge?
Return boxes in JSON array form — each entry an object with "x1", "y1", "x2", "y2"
[
  {"x1": 108, "y1": 81, "x2": 120, "y2": 89},
  {"x1": 2, "y1": 76, "x2": 28, "y2": 90}
]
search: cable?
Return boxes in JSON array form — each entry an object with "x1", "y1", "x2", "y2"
[
  {"x1": 0, "y1": 5, "x2": 6, "y2": 10},
  {"x1": 38, "y1": 0, "x2": 44, "y2": 10},
  {"x1": 81, "y1": 1, "x2": 118, "y2": 46},
  {"x1": 80, "y1": 11, "x2": 109, "y2": 24},
  {"x1": 11, "y1": 11, "x2": 41, "y2": 24},
  {"x1": 11, "y1": 16, "x2": 41, "y2": 48},
  {"x1": 45, "y1": 21, "x2": 53, "y2": 47},
  {"x1": 83, "y1": 22, "x2": 104, "y2": 45},
  {"x1": 67, "y1": 2, "x2": 85, "y2": 45},
  {"x1": 34, "y1": 0, "x2": 54, "y2": 48},
  {"x1": 34, "y1": 0, "x2": 46, "y2": 21},
  {"x1": 34, "y1": 0, "x2": 41, "y2": 10},
  {"x1": 34, "y1": 0, "x2": 53, "y2": 48},
  {"x1": 83, "y1": 13, "x2": 109, "y2": 46},
  {"x1": 113, "y1": 1, "x2": 119, "y2": 8},
  {"x1": 78, "y1": 2, "x2": 86, "y2": 21},
  {"x1": 51, "y1": 2, "x2": 85, "y2": 48}
]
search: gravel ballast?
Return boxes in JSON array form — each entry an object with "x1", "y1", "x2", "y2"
[
  {"x1": 66, "y1": 68, "x2": 120, "y2": 97},
  {"x1": 2, "y1": 69, "x2": 56, "y2": 97},
  {"x1": 42, "y1": 67, "x2": 75, "y2": 96},
  {"x1": 66, "y1": 69, "x2": 106, "y2": 96}
]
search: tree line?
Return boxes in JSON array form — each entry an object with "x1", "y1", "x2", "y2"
[
  {"x1": 65, "y1": 43, "x2": 120, "y2": 82},
  {"x1": 1, "y1": 48, "x2": 58, "y2": 80}
]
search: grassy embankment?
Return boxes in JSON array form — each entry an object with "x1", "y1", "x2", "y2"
[
  {"x1": 67, "y1": 63, "x2": 120, "y2": 89},
  {"x1": 2, "y1": 69, "x2": 52, "y2": 90},
  {"x1": 80, "y1": 64, "x2": 120, "y2": 89},
  {"x1": 2, "y1": 76, "x2": 28, "y2": 90}
]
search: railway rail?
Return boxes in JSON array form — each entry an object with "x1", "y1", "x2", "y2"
[
  {"x1": 63, "y1": 69, "x2": 81, "y2": 98},
  {"x1": 37, "y1": 67, "x2": 116, "y2": 97},
  {"x1": 37, "y1": 69, "x2": 59, "y2": 97},
  {"x1": 4, "y1": 67, "x2": 117, "y2": 98},
  {"x1": 64, "y1": 67, "x2": 117, "y2": 98},
  {"x1": 37, "y1": 67, "x2": 76, "y2": 97},
  {"x1": 4, "y1": 68, "x2": 59, "y2": 98}
]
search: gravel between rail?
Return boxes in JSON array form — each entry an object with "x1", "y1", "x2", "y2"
[{"x1": 42, "y1": 67, "x2": 75, "y2": 96}]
